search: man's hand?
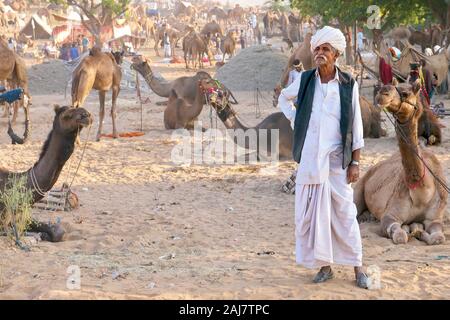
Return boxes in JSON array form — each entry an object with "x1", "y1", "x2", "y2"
[{"x1": 347, "y1": 164, "x2": 360, "y2": 184}]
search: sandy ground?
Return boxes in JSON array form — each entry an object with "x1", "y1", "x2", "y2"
[{"x1": 0, "y1": 42, "x2": 449, "y2": 300}]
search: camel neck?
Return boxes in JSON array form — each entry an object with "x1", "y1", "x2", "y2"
[
  {"x1": 138, "y1": 67, "x2": 171, "y2": 98},
  {"x1": 28, "y1": 131, "x2": 76, "y2": 201},
  {"x1": 215, "y1": 102, "x2": 248, "y2": 131},
  {"x1": 190, "y1": 85, "x2": 206, "y2": 118},
  {"x1": 396, "y1": 120, "x2": 425, "y2": 188}
]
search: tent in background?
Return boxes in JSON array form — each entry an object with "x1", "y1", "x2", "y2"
[{"x1": 20, "y1": 14, "x2": 52, "y2": 39}]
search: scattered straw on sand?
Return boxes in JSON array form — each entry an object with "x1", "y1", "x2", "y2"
[{"x1": 215, "y1": 45, "x2": 288, "y2": 91}]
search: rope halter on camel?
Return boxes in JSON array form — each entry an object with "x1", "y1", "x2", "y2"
[{"x1": 202, "y1": 79, "x2": 230, "y2": 112}]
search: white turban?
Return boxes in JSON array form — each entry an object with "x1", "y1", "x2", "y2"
[{"x1": 310, "y1": 26, "x2": 346, "y2": 54}]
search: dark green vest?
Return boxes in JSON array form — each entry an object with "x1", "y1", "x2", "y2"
[{"x1": 293, "y1": 67, "x2": 355, "y2": 169}]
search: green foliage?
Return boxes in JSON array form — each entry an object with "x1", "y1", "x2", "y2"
[
  {"x1": 290, "y1": 0, "x2": 447, "y2": 29},
  {"x1": 0, "y1": 174, "x2": 34, "y2": 241}
]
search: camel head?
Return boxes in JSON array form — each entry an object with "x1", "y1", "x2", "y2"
[
  {"x1": 375, "y1": 79, "x2": 422, "y2": 123},
  {"x1": 111, "y1": 50, "x2": 125, "y2": 65},
  {"x1": 53, "y1": 105, "x2": 92, "y2": 134},
  {"x1": 130, "y1": 55, "x2": 153, "y2": 77},
  {"x1": 199, "y1": 78, "x2": 238, "y2": 110}
]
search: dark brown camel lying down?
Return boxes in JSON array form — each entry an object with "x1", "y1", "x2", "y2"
[{"x1": 0, "y1": 106, "x2": 92, "y2": 244}]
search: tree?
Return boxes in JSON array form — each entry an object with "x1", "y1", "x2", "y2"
[
  {"x1": 49, "y1": 0, "x2": 130, "y2": 45},
  {"x1": 289, "y1": 0, "x2": 445, "y2": 64}
]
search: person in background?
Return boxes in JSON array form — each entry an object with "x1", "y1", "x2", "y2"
[
  {"x1": 240, "y1": 29, "x2": 246, "y2": 49},
  {"x1": 82, "y1": 35, "x2": 90, "y2": 53},
  {"x1": 70, "y1": 42, "x2": 79, "y2": 60},
  {"x1": 287, "y1": 59, "x2": 304, "y2": 86},
  {"x1": 163, "y1": 32, "x2": 171, "y2": 58}
]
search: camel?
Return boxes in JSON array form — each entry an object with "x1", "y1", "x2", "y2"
[
  {"x1": 71, "y1": 48, "x2": 123, "y2": 141},
  {"x1": 208, "y1": 7, "x2": 228, "y2": 26},
  {"x1": 201, "y1": 78, "x2": 293, "y2": 160},
  {"x1": 228, "y1": 4, "x2": 245, "y2": 24},
  {"x1": 183, "y1": 31, "x2": 214, "y2": 69},
  {"x1": 154, "y1": 24, "x2": 181, "y2": 57},
  {"x1": 131, "y1": 55, "x2": 213, "y2": 104},
  {"x1": 263, "y1": 11, "x2": 278, "y2": 37},
  {"x1": 0, "y1": 38, "x2": 30, "y2": 124},
  {"x1": 360, "y1": 96, "x2": 387, "y2": 138},
  {"x1": 354, "y1": 80, "x2": 447, "y2": 245},
  {"x1": 0, "y1": 106, "x2": 92, "y2": 244},
  {"x1": 164, "y1": 81, "x2": 206, "y2": 129},
  {"x1": 279, "y1": 33, "x2": 314, "y2": 87},
  {"x1": 200, "y1": 21, "x2": 223, "y2": 38},
  {"x1": 222, "y1": 30, "x2": 238, "y2": 63}
]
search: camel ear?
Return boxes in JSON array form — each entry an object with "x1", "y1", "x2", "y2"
[
  {"x1": 391, "y1": 77, "x2": 399, "y2": 86},
  {"x1": 412, "y1": 79, "x2": 421, "y2": 94},
  {"x1": 54, "y1": 104, "x2": 61, "y2": 113}
]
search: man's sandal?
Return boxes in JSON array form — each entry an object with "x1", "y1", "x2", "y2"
[{"x1": 312, "y1": 268, "x2": 334, "y2": 283}]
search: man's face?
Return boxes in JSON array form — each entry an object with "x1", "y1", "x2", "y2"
[{"x1": 313, "y1": 43, "x2": 338, "y2": 66}]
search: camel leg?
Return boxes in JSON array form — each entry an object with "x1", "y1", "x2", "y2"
[
  {"x1": 420, "y1": 221, "x2": 445, "y2": 245},
  {"x1": 154, "y1": 39, "x2": 160, "y2": 57},
  {"x1": 96, "y1": 91, "x2": 106, "y2": 141},
  {"x1": 381, "y1": 215, "x2": 408, "y2": 244},
  {"x1": 11, "y1": 101, "x2": 19, "y2": 124},
  {"x1": 409, "y1": 222, "x2": 424, "y2": 240},
  {"x1": 111, "y1": 86, "x2": 120, "y2": 139}
]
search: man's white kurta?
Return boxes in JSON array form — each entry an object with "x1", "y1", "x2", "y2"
[{"x1": 278, "y1": 68, "x2": 365, "y2": 268}]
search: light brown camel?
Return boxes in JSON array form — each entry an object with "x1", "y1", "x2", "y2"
[
  {"x1": 183, "y1": 31, "x2": 214, "y2": 69},
  {"x1": 164, "y1": 81, "x2": 206, "y2": 129},
  {"x1": 263, "y1": 11, "x2": 278, "y2": 37},
  {"x1": 154, "y1": 25, "x2": 181, "y2": 57},
  {"x1": 0, "y1": 38, "x2": 30, "y2": 124},
  {"x1": 201, "y1": 78, "x2": 293, "y2": 161},
  {"x1": 279, "y1": 32, "x2": 314, "y2": 87},
  {"x1": 208, "y1": 7, "x2": 228, "y2": 27},
  {"x1": 222, "y1": 30, "x2": 238, "y2": 62},
  {"x1": 360, "y1": 95, "x2": 387, "y2": 138},
  {"x1": 354, "y1": 80, "x2": 447, "y2": 245},
  {"x1": 71, "y1": 48, "x2": 123, "y2": 141},
  {"x1": 0, "y1": 106, "x2": 92, "y2": 244},
  {"x1": 228, "y1": 4, "x2": 245, "y2": 24},
  {"x1": 200, "y1": 21, "x2": 223, "y2": 37}
]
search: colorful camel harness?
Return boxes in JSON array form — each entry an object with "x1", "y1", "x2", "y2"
[{"x1": 202, "y1": 79, "x2": 233, "y2": 121}]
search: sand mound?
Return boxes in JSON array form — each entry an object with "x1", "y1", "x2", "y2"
[
  {"x1": 215, "y1": 45, "x2": 288, "y2": 91},
  {"x1": 28, "y1": 59, "x2": 71, "y2": 96}
]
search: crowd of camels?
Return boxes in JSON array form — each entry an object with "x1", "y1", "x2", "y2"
[{"x1": 0, "y1": 1, "x2": 449, "y2": 247}]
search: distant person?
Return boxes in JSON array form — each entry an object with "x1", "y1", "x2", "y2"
[
  {"x1": 240, "y1": 29, "x2": 246, "y2": 49},
  {"x1": 287, "y1": 59, "x2": 303, "y2": 86},
  {"x1": 163, "y1": 32, "x2": 171, "y2": 58},
  {"x1": 7, "y1": 37, "x2": 16, "y2": 51},
  {"x1": 82, "y1": 35, "x2": 90, "y2": 53},
  {"x1": 357, "y1": 28, "x2": 364, "y2": 51},
  {"x1": 70, "y1": 42, "x2": 79, "y2": 60}
]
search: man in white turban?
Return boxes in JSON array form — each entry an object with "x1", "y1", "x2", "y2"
[{"x1": 278, "y1": 26, "x2": 368, "y2": 288}]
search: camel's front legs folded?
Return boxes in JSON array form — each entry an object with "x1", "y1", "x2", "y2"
[
  {"x1": 381, "y1": 215, "x2": 408, "y2": 244},
  {"x1": 420, "y1": 221, "x2": 445, "y2": 245}
]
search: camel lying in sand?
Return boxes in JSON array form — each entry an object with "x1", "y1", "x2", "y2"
[
  {"x1": 0, "y1": 106, "x2": 92, "y2": 245},
  {"x1": 354, "y1": 80, "x2": 447, "y2": 245}
]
